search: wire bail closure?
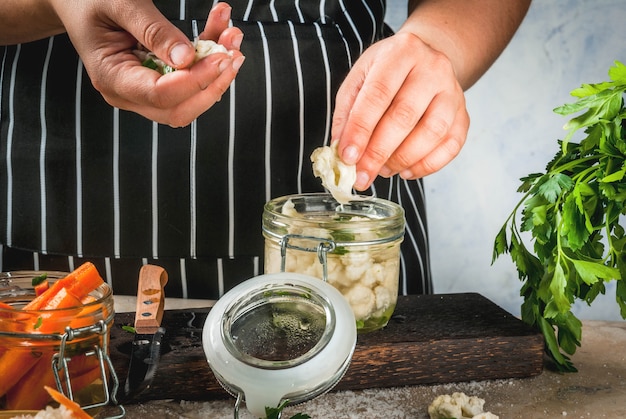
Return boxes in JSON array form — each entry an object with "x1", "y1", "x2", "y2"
[
  {"x1": 52, "y1": 314, "x2": 125, "y2": 418},
  {"x1": 279, "y1": 234, "x2": 336, "y2": 282}
]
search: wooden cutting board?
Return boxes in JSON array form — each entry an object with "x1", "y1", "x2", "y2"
[{"x1": 109, "y1": 293, "x2": 545, "y2": 402}]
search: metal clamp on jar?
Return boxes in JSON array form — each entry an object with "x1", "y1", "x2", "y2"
[
  {"x1": 263, "y1": 193, "x2": 405, "y2": 333},
  {"x1": 202, "y1": 272, "x2": 357, "y2": 418},
  {"x1": 0, "y1": 271, "x2": 124, "y2": 418}
]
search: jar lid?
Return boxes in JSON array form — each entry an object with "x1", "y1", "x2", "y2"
[{"x1": 202, "y1": 272, "x2": 356, "y2": 417}]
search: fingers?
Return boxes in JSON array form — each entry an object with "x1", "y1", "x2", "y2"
[
  {"x1": 114, "y1": 0, "x2": 196, "y2": 69},
  {"x1": 333, "y1": 32, "x2": 470, "y2": 189},
  {"x1": 201, "y1": 3, "x2": 233, "y2": 41},
  {"x1": 65, "y1": 0, "x2": 245, "y2": 127},
  {"x1": 395, "y1": 102, "x2": 469, "y2": 180},
  {"x1": 102, "y1": 50, "x2": 245, "y2": 127},
  {"x1": 380, "y1": 82, "x2": 464, "y2": 176}
]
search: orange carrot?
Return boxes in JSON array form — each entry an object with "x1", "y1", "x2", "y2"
[
  {"x1": 45, "y1": 385, "x2": 93, "y2": 419},
  {"x1": 0, "y1": 350, "x2": 41, "y2": 397},
  {"x1": 35, "y1": 279, "x2": 50, "y2": 296},
  {"x1": 24, "y1": 276, "x2": 76, "y2": 311},
  {"x1": 5, "y1": 352, "x2": 55, "y2": 410},
  {"x1": 0, "y1": 263, "x2": 105, "y2": 399},
  {"x1": 0, "y1": 301, "x2": 13, "y2": 313},
  {"x1": 25, "y1": 262, "x2": 104, "y2": 311},
  {"x1": 65, "y1": 263, "x2": 104, "y2": 301},
  {"x1": 6, "y1": 351, "x2": 101, "y2": 410}
]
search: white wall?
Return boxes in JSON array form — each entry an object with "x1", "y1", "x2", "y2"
[{"x1": 387, "y1": 0, "x2": 626, "y2": 321}]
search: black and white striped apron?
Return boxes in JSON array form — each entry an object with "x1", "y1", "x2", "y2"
[{"x1": 0, "y1": 0, "x2": 432, "y2": 298}]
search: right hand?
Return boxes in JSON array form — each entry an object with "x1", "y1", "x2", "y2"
[{"x1": 49, "y1": 0, "x2": 244, "y2": 127}]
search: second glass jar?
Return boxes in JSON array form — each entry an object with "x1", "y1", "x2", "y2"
[{"x1": 263, "y1": 193, "x2": 405, "y2": 332}]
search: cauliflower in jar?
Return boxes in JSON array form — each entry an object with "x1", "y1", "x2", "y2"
[
  {"x1": 428, "y1": 392, "x2": 499, "y2": 419},
  {"x1": 263, "y1": 194, "x2": 404, "y2": 332}
]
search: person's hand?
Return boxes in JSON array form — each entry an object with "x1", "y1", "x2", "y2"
[
  {"x1": 48, "y1": 0, "x2": 244, "y2": 127},
  {"x1": 332, "y1": 31, "x2": 469, "y2": 190}
]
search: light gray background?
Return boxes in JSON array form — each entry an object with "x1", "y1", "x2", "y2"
[{"x1": 385, "y1": 0, "x2": 626, "y2": 321}]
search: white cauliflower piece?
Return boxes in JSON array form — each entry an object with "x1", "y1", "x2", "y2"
[
  {"x1": 374, "y1": 284, "x2": 392, "y2": 311},
  {"x1": 193, "y1": 38, "x2": 229, "y2": 62},
  {"x1": 342, "y1": 252, "x2": 373, "y2": 282},
  {"x1": 343, "y1": 284, "x2": 376, "y2": 321},
  {"x1": 310, "y1": 142, "x2": 366, "y2": 204},
  {"x1": 461, "y1": 394, "x2": 486, "y2": 417},
  {"x1": 428, "y1": 393, "x2": 498, "y2": 419},
  {"x1": 281, "y1": 198, "x2": 298, "y2": 217},
  {"x1": 134, "y1": 38, "x2": 230, "y2": 75},
  {"x1": 428, "y1": 394, "x2": 463, "y2": 419}
]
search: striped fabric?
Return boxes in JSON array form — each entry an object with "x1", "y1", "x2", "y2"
[{"x1": 0, "y1": 0, "x2": 432, "y2": 298}]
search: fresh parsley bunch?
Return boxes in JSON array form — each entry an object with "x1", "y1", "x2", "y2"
[{"x1": 493, "y1": 61, "x2": 626, "y2": 372}]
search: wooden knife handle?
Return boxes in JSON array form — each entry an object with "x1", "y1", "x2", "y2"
[{"x1": 134, "y1": 264, "x2": 168, "y2": 334}]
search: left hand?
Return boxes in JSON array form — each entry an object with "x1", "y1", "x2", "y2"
[{"x1": 332, "y1": 31, "x2": 469, "y2": 190}]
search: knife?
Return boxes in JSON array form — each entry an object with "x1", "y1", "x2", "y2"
[{"x1": 123, "y1": 264, "x2": 168, "y2": 400}]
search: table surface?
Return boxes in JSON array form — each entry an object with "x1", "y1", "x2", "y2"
[{"x1": 111, "y1": 297, "x2": 626, "y2": 419}]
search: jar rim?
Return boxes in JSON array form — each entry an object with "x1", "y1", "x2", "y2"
[
  {"x1": 203, "y1": 272, "x2": 357, "y2": 417},
  {"x1": 263, "y1": 193, "x2": 405, "y2": 244},
  {"x1": 221, "y1": 282, "x2": 335, "y2": 370},
  {"x1": 0, "y1": 270, "x2": 114, "y2": 340},
  {"x1": 0, "y1": 270, "x2": 113, "y2": 313}
]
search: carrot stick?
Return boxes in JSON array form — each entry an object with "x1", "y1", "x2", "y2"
[
  {"x1": 45, "y1": 385, "x2": 93, "y2": 419},
  {"x1": 0, "y1": 350, "x2": 41, "y2": 397},
  {"x1": 64, "y1": 262, "x2": 104, "y2": 301},
  {"x1": 23, "y1": 276, "x2": 76, "y2": 311},
  {"x1": 6, "y1": 351, "x2": 101, "y2": 410},
  {"x1": 35, "y1": 279, "x2": 50, "y2": 296},
  {"x1": 0, "y1": 263, "x2": 106, "y2": 400},
  {"x1": 0, "y1": 301, "x2": 13, "y2": 313},
  {"x1": 24, "y1": 262, "x2": 104, "y2": 311},
  {"x1": 5, "y1": 352, "x2": 55, "y2": 410}
]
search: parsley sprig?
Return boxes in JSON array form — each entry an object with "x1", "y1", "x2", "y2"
[
  {"x1": 263, "y1": 400, "x2": 310, "y2": 419},
  {"x1": 493, "y1": 61, "x2": 626, "y2": 372}
]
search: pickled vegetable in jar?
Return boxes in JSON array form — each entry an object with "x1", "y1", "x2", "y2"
[
  {"x1": 263, "y1": 193, "x2": 405, "y2": 333},
  {"x1": 0, "y1": 270, "x2": 115, "y2": 412}
]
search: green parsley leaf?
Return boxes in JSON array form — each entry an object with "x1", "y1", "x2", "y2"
[
  {"x1": 493, "y1": 61, "x2": 626, "y2": 372},
  {"x1": 31, "y1": 273, "x2": 47, "y2": 286},
  {"x1": 121, "y1": 325, "x2": 136, "y2": 333},
  {"x1": 263, "y1": 400, "x2": 310, "y2": 419},
  {"x1": 34, "y1": 316, "x2": 43, "y2": 330}
]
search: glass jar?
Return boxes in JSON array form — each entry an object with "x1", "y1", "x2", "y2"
[
  {"x1": 0, "y1": 271, "x2": 117, "y2": 413},
  {"x1": 263, "y1": 193, "x2": 405, "y2": 333},
  {"x1": 203, "y1": 272, "x2": 356, "y2": 418}
]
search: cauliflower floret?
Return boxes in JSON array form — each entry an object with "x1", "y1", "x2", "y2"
[
  {"x1": 341, "y1": 252, "x2": 373, "y2": 282},
  {"x1": 193, "y1": 38, "x2": 229, "y2": 62},
  {"x1": 281, "y1": 198, "x2": 299, "y2": 217},
  {"x1": 428, "y1": 393, "x2": 498, "y2": 419},
  {"x1": 461, "y1": 394, "x2": 486, "y2": 417},
  {"x1": 343, "y1": 284, "x2": 376, "y2": 321},
  {"x1": 428, "y1": 394, "x2": 463, "y2": 419},
  {"x1": 310, "y1": 142, "x2": 366, "y2": 204},
  {"x1": 374, "y1": 284, "x2": 392, "y2": 311},
  {"x1": 134, "y1": 39, "x2": 230, "y2": 75}
]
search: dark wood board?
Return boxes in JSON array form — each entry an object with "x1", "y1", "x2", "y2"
[{"x1": 109, "y1": 293, "x2": 545, "y2": 403}]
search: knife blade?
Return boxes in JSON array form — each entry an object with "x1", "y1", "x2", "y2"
[{"x1": 123, "y1": 264, "x2": 168, "y2": 400}]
